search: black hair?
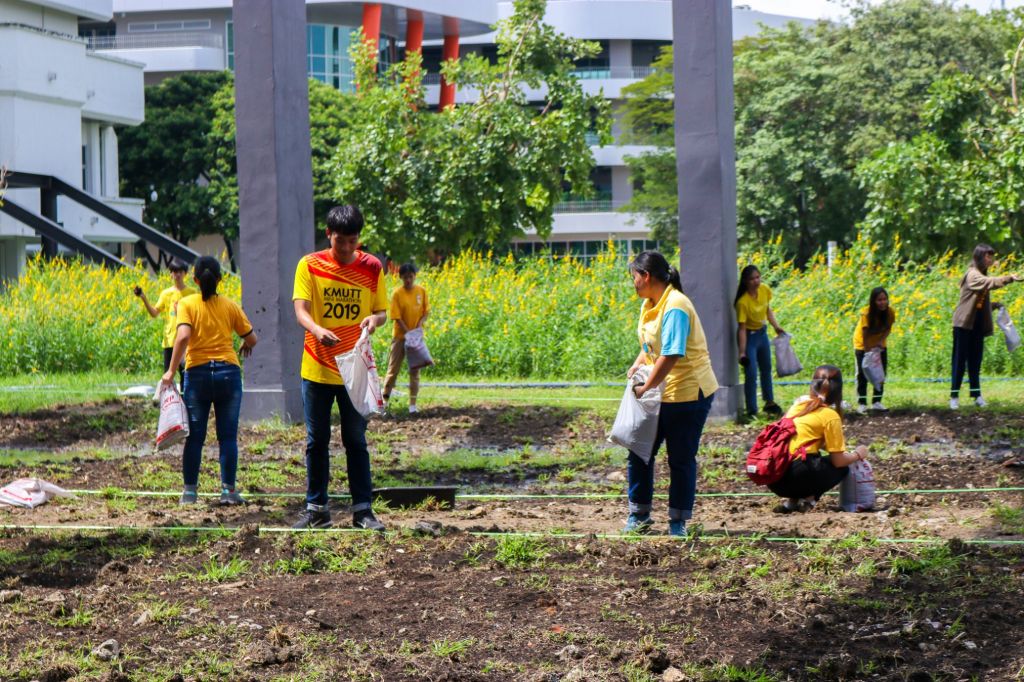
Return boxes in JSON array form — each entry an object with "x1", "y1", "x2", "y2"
[
  {"x1": 628, "y1": 251, "x2": 682, "y2": 292},
  {"x1": 734, "y1": 265, "x2": 761, "y2": 305},
  {"x1": 398, "y1": 262, "x2": 418, "y2": 277},
  {"x1": 169, "y1": 258, "x2": 189, "y2": 273},
  {"x1": 325, "y1": 205, "x2": 365, "y2": 236},
  {"x1": 796, "y1": 364, "x2": 844, "y2": 420},
  {"x1": 194, "y1": 256, "x2": 221, "y2": 301},
  {"x1": 866, "y1": 286, "x2": 890, "y2": 335},
  {"x1": 973, "y1": 243, "x2": 996, "y2": 274}
]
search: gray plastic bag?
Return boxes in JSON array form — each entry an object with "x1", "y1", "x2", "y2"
[
  {"x1": 772, "y1": 333, "x2": 803, "y2": 377},
  {"x1": 996, "y1": 307, "x2": 1021, "y2": 353},
  {"x1": 861, "y1": 348, "x2": 885, "y2": 392},
  {"x1": 839, "y1": 459, "x2": 876, "y2": 512},
  {"x1": 608, "y1": 366, "x2": 663, "y2": 464}
]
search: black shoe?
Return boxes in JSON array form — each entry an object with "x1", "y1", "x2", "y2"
[
  {"x1": 353, "y1": 510, "x2": 385, "y2": 532},
  {"x1": 293, "y1": 509, "x2": 332, "y2": 529},
  {"x1": 763, "y1": 401, "x2": 782, "y2": 416}
]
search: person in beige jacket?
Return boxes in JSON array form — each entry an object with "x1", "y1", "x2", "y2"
[{"x1": 950, "y1": 244, "x2": 1022, "y2": 409}]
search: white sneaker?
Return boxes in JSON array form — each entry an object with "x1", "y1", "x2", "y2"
[
  {"x1": 975, "y1": 396, "x2": 987, "y2": 408},
  {"x1": 408, "y1": 404, "x2": 418, "y2": 414},
  {"x1": 950, "y1": 398, "x2": 960, "y2": 410},
  {"x1": 871, "y1": 402, "x2": 888, "y2": 412},
  {"x1": 855, "y1": 404, "x2": 867, "y2": 414}
]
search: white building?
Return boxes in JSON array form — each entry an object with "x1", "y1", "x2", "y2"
[
  {"x1": 0, "y1": 0, "x2": 146, "y2": 280},
  {"x1": 86, "y1": 1, "x2": 811, "y2": 262}
]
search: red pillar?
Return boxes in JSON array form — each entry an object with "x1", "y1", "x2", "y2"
[
  {"x1": 439, "y1": 21, "x2": 460, "y2": 110},
  {"x1": 362, "y1": 2, "x2": 382, "y2": 58},
  {"x1": 405, "y1": 11, "x2": 424, "y2": 56}
]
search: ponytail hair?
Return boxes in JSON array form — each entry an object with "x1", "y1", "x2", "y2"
[
  {"x1": 194, "y1": 256, "x2": 221, "y2": 301},
  {"x1": 795, "y1": 364, "x2": 844, "y2": 420},
  {"x1": 629, "y1": 251, "x2": 683, "y2": 292},
  {"x1": 735, "y1": 265, "x2": 761, "y2": 305}
]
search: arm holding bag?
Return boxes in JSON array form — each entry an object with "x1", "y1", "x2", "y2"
[{"x1": 607, "y1": 366, "x2": 662, "y2": 465}]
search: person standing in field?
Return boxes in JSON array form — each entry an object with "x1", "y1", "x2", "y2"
[
  {"x1": 624, "y1": 251, "x2": 718, "y2": 537},
  {"x1": 735, "y1": 265, "x2": 785, "y2": 418},
  {"x1": 158, "y1": 257, "x2": 257, "y2": 505},
  {"x1": 292, "y1": 205, "x2": 388, "y2": 531},
  {"x1": 770, "y1": 365, "x2": 868, "y2": 513},
  {"x1": 950, "y1": 244, "x2": 1023, "y2": 409},
  {"x1": 133, "y1": 258, "x2": 195, "y2": 389},
  {"x1": 853, "y1": 287, "x2": 895, "y2": 413},
  {"x1": 382, "y1": 263, "x2": 429, "y2": 414}
]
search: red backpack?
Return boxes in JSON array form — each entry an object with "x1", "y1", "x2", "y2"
[{"x1": 745, "y1": 417, "x2": 807, "y2": 486}]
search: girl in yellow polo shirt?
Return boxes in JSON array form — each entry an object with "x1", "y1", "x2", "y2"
[
  {"x1": 382, "y1": 263, "x2": 430, "y2": 413},
  {"x1": 769, "y1": 365, "x2": 869, "y2": 513},
  {"x1": 159, "y1": 257, "x2": 257, "y2": 507},
  {"x1": 853, "y1": 287, "x2": 895, "y2": 413},
  {"x1": 625, "y1": 251, "x2": 719, "y2": 537},
  {"x1": 735, "y1": 265, "x2": 785, "y2": 417}
]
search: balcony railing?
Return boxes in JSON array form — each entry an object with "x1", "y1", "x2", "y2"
[
  {"x1": 553, "y1": 200, "x2": 627, "y2": 213},
  {"x1": 420, "y1": 65, "x2": 653, "y2": 86},
  {"x1": 86, "y1": 32, "x2": 224, "y2": 51}
]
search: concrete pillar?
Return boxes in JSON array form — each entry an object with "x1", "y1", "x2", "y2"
[
  {"x1": 439, "y1": 19, "x2": 459, "y2": 110},
  {"x1": 40, "y1": 187, "x2": 59, "y2": 258},
  {"x1": 672, "y1": 0, "x2": 739, "y2": 419},
  {"x1": 609, "y1": 39, "x2": 631, "y2": 77},
  {"x1": 611, "y1": 166, "x2": 633, "y2": 205},
  {"x1": 362, "y1": 2, "x2": 382, "y2": 54},
  {"x1": 101, "y1": 126, "x2": 119, "y2": 198},
  {"x1": 233, "y1": 0, "x2": 316, "y2": 422}
]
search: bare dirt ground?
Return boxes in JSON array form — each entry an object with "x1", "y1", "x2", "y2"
[{"x1": 1, "y1": 399, "x2": 1024, "y2": 680}]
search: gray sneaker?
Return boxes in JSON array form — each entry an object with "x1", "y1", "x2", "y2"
[
  {"x1": 179, "y1": 489, "x2": 198, "y2": 505},
  {"x1": 353, "y1": 510, "x2": 385, "y2": 532},
  {"x1": 219, "y1": 489, "x2": 246, "y2": 506},
  {"x1": 293, "y1": 508, "x2": 333, "y2": 529}
]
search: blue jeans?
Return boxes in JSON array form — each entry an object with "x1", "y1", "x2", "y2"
[
  {"x1": 301, "y1": 379, "x2": 373, "y2": 512},
  {"x1": 627, "y1": 391, "x2": 714, "y2": 521},
  {"x1": 182, "y1": 361, "x2": 242, "y2": 488},
  {"x1": 743, "y1": 327, "x2": 774, "y2": 414}
]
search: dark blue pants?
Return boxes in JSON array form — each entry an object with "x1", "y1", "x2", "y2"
[
  {"x1": 301, "y1": 379, "x2": 373, "y2": 512},
  {"x1": 951, "y1": 316, "x2": 985, "y2": 399},
  {"x1": 182, "y1": 361, "x2": 242, "y2": 488},
  {"x1": 627, "y1": 391, "x2": 714, "y2": 521},
  {"x1": 743, "y1": 327, "x2": 774, "y2": 415}
]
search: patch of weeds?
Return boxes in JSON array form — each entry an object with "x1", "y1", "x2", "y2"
[
  {"x1": 853, "y1": 558, "x2": 878, "y2": 578},
  {"x1": 145, "y1": 599, "x2": 184, "y2": 624},
  {"x1": 621, "y1": 661, "x2": 657, "y2": 682},
  {"x1": 945, "y1": 613, "x2": 966, "y2": 639},
  {"x1": 640, "y1": 576, "x2": 680, "y2": 594},
  {"x1": 40, "y1": 546, "x2": 76, "y2": 568},
  {"x1": 135, "y1": 460, "x2": 180, "y2": 490},
  {"x1": 494, "y1": 535, "x2": 549, "y2": 570},
  {"x1": 990, "y1": 502, "x2": 1024, "y2": 534},
  {"x1": 0, "y1": 547, "x2": 26, "y2": 566},
  {"x1": 273, "y1": 556, "x2": 315, "y2": 575},
  {"x1": 323, "y1": 540, "x2": 379, "y2": 574},
  {"x1": 888, "y1": 544, "x2": 962, "y2": 577},
  {"x1": 101, "y1": 486, "x2": 137, "y2": 513},
  {"x1": 189, "y1": 556, "x2": 251, "y2": 583},
  {"x1": 459, "y1": 541, "x2": 488, "y2": 567},
  {"x1": 430, "y1": 637, "x2": 475, "y2": 660},
  {"x1": 523, "y1": 573, "x2": 550, "y2": 590},
  {"x1": 52, "y1": 607, "x2": 94, "y2": 628}
]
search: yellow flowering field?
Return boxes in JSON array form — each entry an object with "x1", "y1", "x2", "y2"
[{"x1": 3, "y1": 238, "x2": 1023, "y2": 379}]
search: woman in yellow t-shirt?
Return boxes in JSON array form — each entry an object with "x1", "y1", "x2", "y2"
[
  {"x1": 624, "y1": 251, "x2": 718, "y2": 537},
  {"x1": 382, "y1": 263, "x2": 429, "y2": 414},
  {"x1": 853, "y1": 287, "x2": 895, "y2": 413},
  {"x1": 734, "y1": 265, "x2": 785, "y2": 418},
  {"x1": 159, "y1": 257, "x2": 257, "y2": 507},
  {"x1": 769, "y1": 365, "x2": 869, "y2": 513}
]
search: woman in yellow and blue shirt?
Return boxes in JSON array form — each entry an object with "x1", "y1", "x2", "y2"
[
  {"x1": 735, "y1": 265, "x2": 785, "y2": 417},
  {"x1": 625, "y1": 251, "x2": 719, "y2": 536}
]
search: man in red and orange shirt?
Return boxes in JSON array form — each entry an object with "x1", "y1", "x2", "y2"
[{"x1": 292, "y1": 205, "x2": 388, "y2": 530}]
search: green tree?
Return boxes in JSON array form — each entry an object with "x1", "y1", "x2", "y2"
[
  {"x1": 617, "y1": 0, "x2": 1024, "y2": 260},
  {"x1": 327, "y1": 0, "x2": 612, "y2": 262},
  {"x1": 119, "y1": 72, "x2": 231, "y2": 268}
]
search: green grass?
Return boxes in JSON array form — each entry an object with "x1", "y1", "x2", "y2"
[
  {"x1": 494, "y1": 535, "x2": 550, "y2": 569},
  {"x1": 189, "y1": 556, "x2": 251, "y2": 583},
  {"x1": 0, "y1": 371, "x2": 152, "y2": 413}
]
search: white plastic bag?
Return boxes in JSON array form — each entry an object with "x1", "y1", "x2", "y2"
[
  {"x1": 838, "y1": 459, "x2": 876, "y2": 512},
  {"x1": 772, "y1": 333, "x2": 803, "y2": 377},
  {"x1": 404, "y1": 327, "x2": 434, "y2": 371},
  {"x1": 155, "y1": 384, "x2": 189, "y2": 451},
  {"x1": 607, "y1": 366, "x2": 663, "y2": 464},
  {"x1": 336, "y1": 329, "x2": 385, "y2": 420},
  {"x1": 997, "y1": 307, "x2": 1022, "y2": 353},
  {"x1": 0, "y1": 478, "x2": 73, "y2": 509},
  {"x1": 861, "y1": 348, "x2": 886, "y2": 392}
]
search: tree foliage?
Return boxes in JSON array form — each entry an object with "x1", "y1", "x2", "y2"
[
  {"x1": 618, "y1": 0, "x2": 1024, "y2": 261},
  {"x1": 328, "y1": 0, "x2": 612, "y2": 262}
]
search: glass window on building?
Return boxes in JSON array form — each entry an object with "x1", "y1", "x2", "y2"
[
  {"x1": 574, "y1": 40, "x2": 609, "y2": 78},
  {"x1": 632, "y1": 40, "x2": 671, "y2": 66},
  {"x1": 228, "y1": 21, "x2": 358, "y2": 91}
]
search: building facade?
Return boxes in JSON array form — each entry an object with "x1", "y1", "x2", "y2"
[
  {"x1": 88, "y1": 1, "x2": 810, "y2": 262},
  {"x1": 0, "y1": 0, "x2": 146, "y2": 281}
]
